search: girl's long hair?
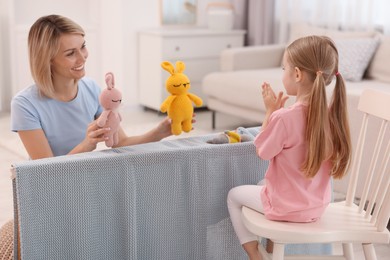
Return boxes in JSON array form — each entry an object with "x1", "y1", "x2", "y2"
[{"x1": 286, "y1": 36, "x2": 351, "y2": 179}]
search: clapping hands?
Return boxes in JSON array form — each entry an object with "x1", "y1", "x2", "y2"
[{"x1": 261, "y1": 82, "x2": 289, "y2": 113}]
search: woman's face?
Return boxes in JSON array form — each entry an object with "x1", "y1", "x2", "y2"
[{"x1": 51, "y1": 33, "x2": 88, "y2": 81}]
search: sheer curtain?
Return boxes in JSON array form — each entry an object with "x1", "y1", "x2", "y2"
[
  {"x1": 274, "y1": 0, "x2": 390, "y2": 43},
  {"x1": 232, "y1": 0, "x2": 275, "y2": 45}
]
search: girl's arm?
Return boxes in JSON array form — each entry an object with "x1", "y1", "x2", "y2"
[
  {"x1": 257, "y1": 83, "x2": 288, "y2": 155},
  {"x1": 261, "y1": 82, "x2": 289, "y2": 130}
]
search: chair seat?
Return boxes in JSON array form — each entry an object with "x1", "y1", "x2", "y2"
[{"x1": 242, "y1": 201, "x2": 390, "y2": 245}]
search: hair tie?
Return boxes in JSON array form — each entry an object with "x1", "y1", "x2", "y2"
[
  {"x1": 335, "y1": 71, "x2": 340, "y2": 76},
  {"x1": 316, "y1": 71, "x2": 323, "y2": 76}
]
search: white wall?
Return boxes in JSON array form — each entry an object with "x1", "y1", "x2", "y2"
[
  {"x1": 0, "y1": 0, "x2": 12, "y2": 112},
  {"x1": 0, "y1": 0, "x2": 232, "y2": 112},
  {"x1": 123, "y1": 0, "x2": 230, "y2": 107},
  {"x1": 122, "y1": 0, "x2": 160, "y2": 108},
  {"x1": 0, "y1": 9, "x2": 3, "y2": 111}
]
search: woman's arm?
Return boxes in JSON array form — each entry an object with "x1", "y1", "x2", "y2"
[
  {"x1": 68, "y1": 120, "x2": 111, "y2": 155},
  {"x1": 18, "y1": 129, "x2": 54, "y2": 159},
  {"x1": 114, "y1": 117, "x2": 172, "y2": 147},
  {"x1": 114, "y1": 113, "x2": 198, "y2": 148},
  {"x1": 18, "y1": 120, "x2": 111, "y2": 160}
]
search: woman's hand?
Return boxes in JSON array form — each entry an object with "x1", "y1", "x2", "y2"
[
  {"x1": 77, "y1": 120, "x2": 111, "y2": 152},
  {"x1": 154, "y1": 117, "x2": 173, "y2": 140},
  {"x1": 154, "y1": 113, "x2": 198, "y2": 141}
]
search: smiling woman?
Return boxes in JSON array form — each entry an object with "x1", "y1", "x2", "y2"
[
  {"x1": 160, "y1": 0, "x2": 197, "y2": 25},
  {"x1": 3, "y1": 14, "x2": 178, "y2": 258},
  {"x1": 10, "y1": 14, "x2": 173, "y2": 161}
]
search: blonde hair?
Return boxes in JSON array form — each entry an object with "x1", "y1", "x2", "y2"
[
  {"x1": 28, "y1": 15, "x2": 85, "y2": 98},
  {"x1": 286, "y1": 35, "x2": 351, "y2": 179}
]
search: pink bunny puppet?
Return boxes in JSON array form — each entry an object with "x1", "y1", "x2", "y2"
[{"x1": 97, "y1": 72, "x2": 122, "y2": 147}]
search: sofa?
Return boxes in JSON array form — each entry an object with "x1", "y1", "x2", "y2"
[{"x1": 202, "y1": 23, "x2": 390, "y2": 197}]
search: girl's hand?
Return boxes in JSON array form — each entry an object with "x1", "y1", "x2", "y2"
[{"x1": 261, "y1": 82, "x2": 289, "y2": 113}]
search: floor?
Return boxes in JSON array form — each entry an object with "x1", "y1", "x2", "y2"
[{"x1": 1, "y1": 106, "x2": 389, "y2": 259}]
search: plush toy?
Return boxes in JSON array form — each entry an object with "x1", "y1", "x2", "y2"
[
  {"x1": 160, "y1": 61, "x2": 203, "y2": 135},
  {"x1": 97, "y1": 72, "x2": 122, "y2": 147},
  {"x1": 207, "y1": 127, "x2": 253, "y2": 144}
]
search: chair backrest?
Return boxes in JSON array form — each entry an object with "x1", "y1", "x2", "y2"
[{"x1": 345, "y1": 89, "x2": 390, "y2": 232}]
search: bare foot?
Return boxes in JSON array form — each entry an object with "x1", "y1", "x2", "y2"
[
  {"x1": 242, "y1": 240, "x2": 262, "y2": 260},
  {"x1": 266, "y1": 239, "x2": 274, "y2": 253}
]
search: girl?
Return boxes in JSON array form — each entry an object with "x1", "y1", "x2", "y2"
[{"x1": 227, "y1": 35, "x2": 352, "y2": 260}]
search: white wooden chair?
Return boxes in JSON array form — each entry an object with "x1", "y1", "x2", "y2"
[{"x1": 242, "y1": 89, "x2": 390, "y2": 260}]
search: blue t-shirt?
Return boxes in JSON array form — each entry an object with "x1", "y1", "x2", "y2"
[{"x1": 11, "y1": 77, "x2": 103, "y2": 156}]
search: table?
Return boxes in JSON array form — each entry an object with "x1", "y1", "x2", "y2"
[{"x1": 12, "y1": 128, "x2": 330, "y2": 259}]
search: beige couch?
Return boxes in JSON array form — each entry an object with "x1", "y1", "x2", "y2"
[{"x1": 202, "y1": 23, "x2": 390, "y2": 196}]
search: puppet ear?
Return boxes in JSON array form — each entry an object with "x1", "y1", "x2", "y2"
[
  {"x1": 105, "y1": 72, "x2": 115, "y2": 89},
  {"x1": 161, "y1": 61, "x2": 175, "y2": 75},
  {"x1": 175, "y1": 61, "x2": 185, "y2": 73}
]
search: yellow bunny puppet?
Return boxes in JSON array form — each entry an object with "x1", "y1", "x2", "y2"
[{"x1": 161, "y1": 61, "x2": 203, "y2": 135}]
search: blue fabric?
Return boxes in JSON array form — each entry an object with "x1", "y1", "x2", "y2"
[
  {"x1": 13, "y1": 127, "x2": 331, "y2": 259},
  {"x1": 11, "y1": 77, "x2": 103, "y2": 156}
]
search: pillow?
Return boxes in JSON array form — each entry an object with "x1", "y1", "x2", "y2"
[{"x1": 335, "y1": 38, "x2": 380, "y2": 82}]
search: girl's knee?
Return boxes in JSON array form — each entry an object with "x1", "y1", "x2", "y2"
[{"x1": 227, "y1": 186, "x2": 243, "y2": 205}]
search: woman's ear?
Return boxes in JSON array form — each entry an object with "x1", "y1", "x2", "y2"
[{"x1": 294, "y1": 67, "x2": 303, "y2": 82}]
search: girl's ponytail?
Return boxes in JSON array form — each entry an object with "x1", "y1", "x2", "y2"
[
  {"x1": 287, "y1": 36, "x2": 351, "y2": 179},
  {"x1": 302, "y1": 72, "x2": 330, "y2": 178},
  {"x1": 328, "y1": 73, "x2": 352, "y2": 179}
]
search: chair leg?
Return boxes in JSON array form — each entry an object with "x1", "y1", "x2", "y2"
[
  {"x1": 362, "y1": 243, "x2": 377, "y2": 260},
  {"x1": 272, "y1": 243, "x2": 284, "y2": 260},
  {"x1": 342, "y1": 243, "x2": 354, "y2": 260},
  {"x1": 211, "y1": 110, "x2": 216, "y2": 129}
]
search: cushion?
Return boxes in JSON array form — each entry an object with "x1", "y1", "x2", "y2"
[
  {"x1": 336, "y1": 38, "x2": 380, "y2": 82},
  {"x1": 288, "y1": 22, "x2": 377, "y2": 43},
  {"x1": 366, "y1": 35, "x2": 390, "y2": 83}
]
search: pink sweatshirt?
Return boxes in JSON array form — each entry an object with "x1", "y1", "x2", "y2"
[{"x1": 254, "y1": 102, "x2": 331, "y2": 222}]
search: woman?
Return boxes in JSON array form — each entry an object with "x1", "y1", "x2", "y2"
[
  {"x1": 1, "y1": 15, "x2": 194, "y2": 259},
  {"x1": 11, "y1": 14, "x2": 177, "y2": 159}
]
